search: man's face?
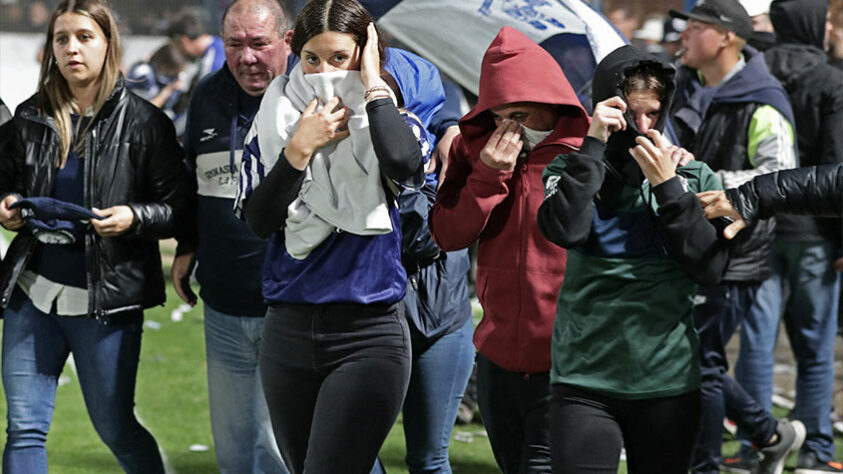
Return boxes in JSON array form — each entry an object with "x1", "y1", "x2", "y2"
[
  {"x1": 679, "y1": 19, "x2": 728, "y2": 69},
  {"x1": 223, "y1": 8, "x2": 290, "y2": 97},
  {"x1": 489, "y1": 102, "x2": 558, "y2": 131}
]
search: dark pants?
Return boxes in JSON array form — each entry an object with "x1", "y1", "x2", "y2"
[
  {"x1": 260, "y1": 302, "x2": 412, "y2": 474},
  {"x1": 476, "y1": 353, "x2": 551, "y2": 474},
  {"x1": 692, "y1": 283, "x2": 778, "y2": 474},
  {"x1": 550, "y1": 384, "x2": 701, "y2": 474}
]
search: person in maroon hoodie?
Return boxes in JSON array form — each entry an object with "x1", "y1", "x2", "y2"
[{"x1": 429, "y1": 26, "x2": 590, "y2": 473}]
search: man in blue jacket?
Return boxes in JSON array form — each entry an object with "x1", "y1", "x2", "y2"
[{"x1": 173, "y1": 1, "x2": 292, "y2": 472}]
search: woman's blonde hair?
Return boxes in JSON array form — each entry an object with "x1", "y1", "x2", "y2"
[{"x1": 37, "y1": 0, "x2": 122, "y2": 166}]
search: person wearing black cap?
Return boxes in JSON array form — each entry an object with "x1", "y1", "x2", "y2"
[{"x1": 668, "y1": 1, "x2": 803, "y2": 474}]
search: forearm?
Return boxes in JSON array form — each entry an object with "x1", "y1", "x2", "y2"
[
  {"x1": 243, "y1": 152, "x2": 305, "y2": 239},
  {"x1": 730, "y1": 164, "x2": 843, "y2": 222},
  {"x1": 655, "y1": 178, "x2": 728, "y2": 286},
  {"x1": 367, "y1": 98, "x2": 423, "y2": 180},
  {"x1": 537, "y1": 137, "x2": 606, "y2": 248}
]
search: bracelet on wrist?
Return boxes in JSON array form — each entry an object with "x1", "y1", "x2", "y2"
[{"x1": 364, "y1": 85, "x2": 391, "y2": 101}]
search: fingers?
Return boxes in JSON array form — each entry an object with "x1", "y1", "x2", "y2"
[
  {"x1": 601, "y1": 96, "x2": 628, "y2": 113},
  {"x1": 634, "y1": 135, "x2": 661, "y2": 158},
  {"x1": 696, "y1": 191, "x2": 723, "y2": 207},
  {"x1": 646, "y1": 129, "x2": 668, "y2": 149},
  {"x1": 723, "y1": 219, "x2": 747, "y2": 240},
  {"x1": 425, "y1": 152, "x2": 440, "y2": 174},
  {"x1": 0, "y1": 195, "x2": 24, "y2": 230},
  {"x1": 303, "y1": 98, "x2": 319, "y2": 116},
  {"x1": 365, "y1": 22, "x2": 379, "y2": 54}
]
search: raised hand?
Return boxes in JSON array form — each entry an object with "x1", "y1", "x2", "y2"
[
  {"x1": 286, "y1": 96, "x2": 350, "y2": 169},
  {"x1": 629, "y1": 129, "x2": 676, "y2": 186},
  {"x1": 587, "y1": 96, "x2": 627, "y2": 143},
  {"x1": 479, "y1": 120, "x2": 523, "y2": 171},
  {"x1": 361, "y1": 22, "x2": 386, "y2": 91}
]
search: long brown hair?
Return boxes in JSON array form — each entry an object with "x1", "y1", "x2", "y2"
[{"x1": 37, "y1": 0, "x2": 122, "y2": 166}]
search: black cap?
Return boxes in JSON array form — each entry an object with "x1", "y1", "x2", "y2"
[{"x1": 669, "y1": 0, "x2": 753, "y2": 39}]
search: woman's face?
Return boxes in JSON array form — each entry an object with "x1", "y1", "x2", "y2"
[
  {"x1": 300, "y1": 31, "x2": 361, "y2": 74},
  {"x1": 52, "y1": 12, "x2": 108, "y2": 91}
]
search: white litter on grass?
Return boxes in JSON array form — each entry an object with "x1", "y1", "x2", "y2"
[
  {"x1": 66, "y1": 355, "x2": 179, "y2": 473},
  {"x1": 144, "y1": 320, "x2": 162, "y2": 330},
  {"x1": 771, "y1": 393, "x2": 795, "y2": 410},
  {"x1": 453, "y1": 432, "x2": 473, "y2": 443},
  {"x1": 835, "y1": 421, "x2": 843, "y2": 435},
  {"x1": 188, "y1": 444, "x2": 209, "y2": 452},
  {"x1": 170, "y1": 304, "x2": 193, "y2": 322},
  {"x1": 58, "y1": 375, "x2": 72, "y2": 386}
]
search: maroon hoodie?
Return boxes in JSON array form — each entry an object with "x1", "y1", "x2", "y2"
[{"x1": 430, "y1": 27, "x2": 590, "y2": 373}]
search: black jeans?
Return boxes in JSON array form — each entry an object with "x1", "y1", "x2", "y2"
[
  {"x1": 260, "y1": 302, "x2": 412, "y2": 474},
  {"x1": 476, "y1": 353, "x2": 552, "y2": 473},
  {"x1": 550, "y1": 384, "x2": 701, "y2": 474}
]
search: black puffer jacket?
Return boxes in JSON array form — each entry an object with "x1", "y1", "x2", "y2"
[
  {"x1": 764, "y1": 0, "x2": 843, "y2": 243},
  {"x1": 728, "y1": 163, "x2": 843, "y2": 223},
  {"x1": 0, "y1": 78, "x2": 194, "y2": 321}
]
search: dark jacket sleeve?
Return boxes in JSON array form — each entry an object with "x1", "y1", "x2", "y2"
[
  {"x1": 243, "y1": 154, "x2": 305, "y2": 239},
  {"x1": 0, "y1": 116, "x2": 24, "y2": 200},
  {"x1": 728, "y1": 163, "x2": 843, "y2": 224},
  {"x1": 537, "y1": 136, "x2": 607, "y2": 248},
  {"x1": 367, "y1": 98, "x2": 424, "y2": 180},
  {"x1": 653, "y1": 177, "x2": 729, "y2": 286},
  {"x1": 125, "y1": 105, "x2": 195, "y2": 241}
]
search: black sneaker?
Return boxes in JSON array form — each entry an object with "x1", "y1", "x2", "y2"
[
  {"x1": 720, "y1": 451, "x2": 758, "y2": 474},
  {"x1": 795, "y1": 451, "x2": 843, "y2": 474},
  {"x1": 756, "y1": 419, "x2": 806, "y2": 474}
]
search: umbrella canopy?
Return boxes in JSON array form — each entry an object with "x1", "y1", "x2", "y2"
[{"x1": 364, "y1": 0, "x2": 626, "y2": 102}]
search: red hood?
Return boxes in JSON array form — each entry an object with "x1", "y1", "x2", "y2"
[{"x1": 460, "y1": 26, "x2": 590, "y2": 150}]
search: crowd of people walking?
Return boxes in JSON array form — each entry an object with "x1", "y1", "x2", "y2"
[{"x1": 2, "y1": 0, "x2": 843, "y2": 473}]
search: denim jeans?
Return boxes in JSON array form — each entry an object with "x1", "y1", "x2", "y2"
[
  {"x1": 204, "y1": 305, "x2": 287, "y2": 474},
  {"x1": 371, "y1": 319, "x2": 474, "y2": 474},
  {"x1": 735, "y1": 240, "x2": 841, "y2": 460},
  {"x1": 1, "y1": 288, "x2": 163, "y2": 474},
  {"x1": 691, "y1": 282, "x2": 777, "y2": 474},
  {"x1": 260, "y1": 301, "x2": 412, "y2": 474},
  {"x1": 403, "y1": 319, "x2": 474, "y2": 473},
  {"x1": 476, "y1": 353, "x2": 552, "y2": 474}
]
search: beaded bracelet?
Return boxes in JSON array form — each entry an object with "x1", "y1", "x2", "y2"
[{"x1": 364, "y1": 85, "x2": 391, "y2": 101}]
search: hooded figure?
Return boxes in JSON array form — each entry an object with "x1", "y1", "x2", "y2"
[
  {"x1": 429, "y1": 26, "x2": 590, "y2": 473},
  {"x1": 537, "y1": 45, "x2": 729, "y2": 472},
  {"x1": 763, "y1": 0, "x2": 843, "y2": 244},
  {"x1": 431, "y1": 26, "x2": 589, "y2": 375}
]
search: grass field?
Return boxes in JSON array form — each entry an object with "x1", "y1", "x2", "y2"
[{"x1": 0, "y1": 232, "x2": 840, "y2": 473}]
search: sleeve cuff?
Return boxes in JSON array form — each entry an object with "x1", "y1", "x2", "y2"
[
  {"x1": 652, "y1": 176, "x2": 686, "y2": 205},
  {"x1": 580, "y1": 136, "x2": 608, "y2": 160}
]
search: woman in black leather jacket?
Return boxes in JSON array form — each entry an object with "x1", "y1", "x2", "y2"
[
  {"x1": 0, "y1": 1, "x2": 191, "y2": 472},
  {"x1": 699, "y1": 163, "x2": 843, "y2": 238}
]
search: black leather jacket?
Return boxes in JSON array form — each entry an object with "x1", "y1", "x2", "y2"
[
  {"x1": 0, "y1": 79, "x2": 194, "y2": 321},
  {"x1": 728, "y1": 163, "x2": 843, "y2": 224}
]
